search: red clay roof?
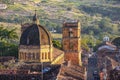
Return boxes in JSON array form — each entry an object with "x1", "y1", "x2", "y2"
[{"x1": 53, "y1": 47, "x2": 64, "y2": 60}]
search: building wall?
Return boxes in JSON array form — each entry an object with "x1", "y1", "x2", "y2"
[
  {"x1": 62, "y1": 21, "x2": 82, "y2": 66},
  {"x1": 51, "y1": 53, "x2": 64, "y2": 64},
  {"x1": 40, "y1": 45, "x2": 53, "y2": 62},
  {"x1": 19, "y1": 45, "x2": 53, "y2": 63}
]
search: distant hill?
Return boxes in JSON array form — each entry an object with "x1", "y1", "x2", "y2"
[{"x1": 0, "y1": 0, "x2": 120, "y2": 40}]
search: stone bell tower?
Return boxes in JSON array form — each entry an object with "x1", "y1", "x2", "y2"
[{"x1": 62, "y1": 21, "x2": 82, "y2": 66}]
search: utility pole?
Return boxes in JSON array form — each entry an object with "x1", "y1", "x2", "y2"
[
  {"x1": 41, "y1": 62, "x2": 43, "y2": 80},
  {"x1": 103, "y1": 57, "x2": 107, "y2": 80},
  {"x1": 118, "y1": 49, "x2": 120, "y2": 63}
]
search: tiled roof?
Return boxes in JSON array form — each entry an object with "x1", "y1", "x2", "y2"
[
  {"x1": 53, "y1": 47, "x2": 64, "y2": 60},
  {"x1": 98, "y1": 42, "x2": 116, "y2": 51},
  {"x1": 57, "y1": 63, "x2": 86, "y2": 80}
]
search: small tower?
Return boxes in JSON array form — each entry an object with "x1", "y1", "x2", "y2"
[{"x1": 62, "y1": 20, "x2": 82, "y2": 66}]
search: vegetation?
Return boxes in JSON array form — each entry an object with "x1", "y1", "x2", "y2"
[
  {"x1": 0, "y1": 27, "x2": 18, "y2": 41},
  {"x1": 0, "y1": 0, "x2": 12, "y2": 4},
  {"x1": 52, "y1": 40, "x2": 62, "y2": 49},
  {"x1": 0, "y1": 26, "x2": 18, "y2": 58},
  {"x1": 79, "y1": 4, "x2": 120, "y2": 21},
  {"x1": 0, "y1": 0, "x2": 120, "y2": 52}
]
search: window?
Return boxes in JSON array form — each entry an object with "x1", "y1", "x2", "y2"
[
  {"x1": 69, "y1": 28, "x2": 73, "y2": 37},
  {"x1": 33, "y1": 53, "x2": 35, "y2": 60},
  {"x1": 45, "y1": 52, "x2": 47, "y2": 59},
  {"x1": 36, "y1": 53, "x2": 39, "y2": 60},
  {"x1": 42, "y1": 53, "x2": 44, "y2": 59}
]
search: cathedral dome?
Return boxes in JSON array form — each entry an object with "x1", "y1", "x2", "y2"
[
  {"x1": 20, "y1": 24, "x2": 52, "y2": 46},
  {"x1": 19, "y1": 11, "x2": 53, "y2": 63}
]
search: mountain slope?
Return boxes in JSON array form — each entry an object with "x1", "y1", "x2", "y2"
[{"x1": 0, "y1": 0, "x2": 120, "y2": 40}]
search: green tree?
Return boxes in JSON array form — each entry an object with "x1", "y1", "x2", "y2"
[
  {"x1": 52, "y1": 40, "x2": 62, "y2": 49},
  {"x1": 0, "y1": 42, "x2": 18, "y2": 58},
  {"x1": 98, "y1": 17, "x2": 111, "y2": 29},
  {"x1": 0, "y1": 0, "x2": 12, "y2": 4},
  {"x1": 81, "y1": 38, "x2": 89, "y2": 51},
  {"x1": 0, "y1": 26, "x2": 18, "y2": 58},
  {"x1": 0, "y1": 27, "x2": 18, "y2": 41}
]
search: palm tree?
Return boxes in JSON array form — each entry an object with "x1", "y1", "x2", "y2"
[
  {"x1": 0, "y1": 28, "x2": 8, "y2": 40},
  {"x1": 0, "y1": 27, "x2": 18, "y2": 57},
  {"x1": 6, "y1": 28, "x2": 18, "y2": 40},
  {"x1": 0, "y1": 27, "x2": 18, "y2": 42}
]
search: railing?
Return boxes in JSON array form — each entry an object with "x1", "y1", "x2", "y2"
[{"x1": 19, "y1": 45, "x2": 40, "y2": 49}]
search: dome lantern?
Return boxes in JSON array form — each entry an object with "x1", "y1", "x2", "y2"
[{"x1": 33, "y1": 10, "x2": 39, "y2": 24}]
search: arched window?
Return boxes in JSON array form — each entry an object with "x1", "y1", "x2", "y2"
[
  {"x1": 44, "y1": 53, "x2": 46, "y2": 59},
  {"x1": 33, "y1": 53, "x2": 35, "y2": 60},
  {"x1": 35, "y1": 53, "x2": 38, "y2": 60},
  {"x1": 42, "y1": 53, "x2": 44, "y2": 59},
  {"x1": 48, "y1": 52, "x2": 50, "y2": 59},
  {"x1": 22, "y1": 52, "x2": 24, "y2": 60},
  {"x1": 30, "y1": 53, "x2": 33, "y2": 60},
  {"x1": 24, "y1": 53, "x2": 26, "y2": 60},
  {"x1": 26, "y1": 53, "x2": 30, "y2": 60},
  {"x1": 36, "y1": 53, "x2": 39, "y2": 60},
  {"x1": 69, "y1": 28, "x2": 73, "y2": 38}
]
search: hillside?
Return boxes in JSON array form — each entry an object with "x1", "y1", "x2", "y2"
[{"x1": 0, "y1": 0, "x2": 120, "y2": 40}]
